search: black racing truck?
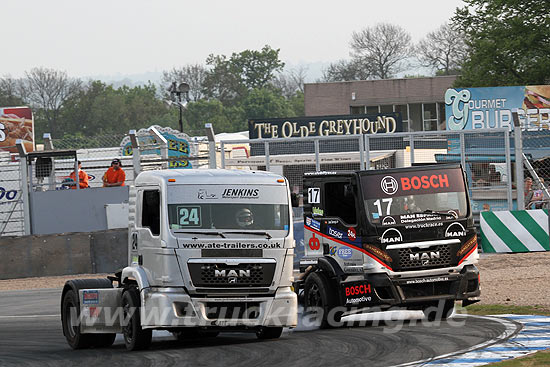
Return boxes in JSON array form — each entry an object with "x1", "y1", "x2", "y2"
[{"x1": 295, "y1": 164, "x2": 480, "y2": 326}]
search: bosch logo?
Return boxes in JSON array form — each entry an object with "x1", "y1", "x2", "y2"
[
  {"x1": 382, "y1": 216, "x2": 396, "y2": 226},
  {"x1": 381, "y1": 176, "x2": 399, "y2": 195},
  {"x1": 445, "y1": 222, "x2": 467, "y2": 237},
  {"x1": 380, "y1": 228, "x2": 402, "y2": 244}
]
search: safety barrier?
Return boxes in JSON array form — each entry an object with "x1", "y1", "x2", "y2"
[{"x1": 480, "y1": 209, "x2": 549, "y2": 253}]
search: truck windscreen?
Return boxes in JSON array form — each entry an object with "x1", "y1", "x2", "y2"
[
  {"x1": 360, "y1": 168, "x2": 468, "y2": 223},
  {"x1": 168, "y1": 203, "x2": 290, "y2": 232}
]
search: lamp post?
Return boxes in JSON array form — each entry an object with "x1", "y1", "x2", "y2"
[{"x1": 168, "y1": 82, "x2": 190, "y2": 133}]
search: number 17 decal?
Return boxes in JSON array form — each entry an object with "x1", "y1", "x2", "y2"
[
  {"x1": 308, "y1": 188, "x2": 320, "y2": 204},
  {"x1": 373, "y1": 198, "x2": 393, "y2": 215}
]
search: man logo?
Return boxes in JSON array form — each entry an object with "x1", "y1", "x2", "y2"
[
  {"x1": 447, "y1": 210, "x2": 458, "y2": 219},
  {"x1": 381, "y1": 228, "x2": 403, "y2": 244},
  {"x1": 382, "y1": 216, "x2": 396, "y2": 226},
  {"x1": 410, "y1": 251, "x2": 440, "y2": 262},
  {"x1": 214, "y1": 269, "x2": 251, "y2": 278},
  {"x1": 381, "y1": 176, "x2": 399, "y2": 195},
  {"x1": 228, "y1": 278, "x2": 237, "y2": 284},
  {"x1": 445, "y1": 222, "x2": 467, "y2": 237}
]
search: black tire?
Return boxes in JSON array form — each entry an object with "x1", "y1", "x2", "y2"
[
  {"x1": 122, "y1": 288, "x2": 152, "y2": 351},
  {"x1": 303, "y1": 272, "x2": 341, "y2": 328},
  {"x1": 256, "y1": 327, "x2": 283, "y2": 340},
  {"x1": 61, "y1": 289, "x2": 95, "y2": 349},
  {"x1": 422, "y1": 300, "x2": 455, "y2": 321}
]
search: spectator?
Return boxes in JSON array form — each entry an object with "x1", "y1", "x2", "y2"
[
  {"x1": 103, "y1": 158, "x2": 126, "y2": 187},
  {"x1": 488, "y1": 165, "x2": 501, "y2": 183},
  {"x1": 524, "y1": 177, "x2": 534, "y2": 209},
  {"x1": 68, "y1": 160, "x2": 89, "y2": 189},
  {"x1": 533, "y1": 177, "x2": 547, "y2": 209}
]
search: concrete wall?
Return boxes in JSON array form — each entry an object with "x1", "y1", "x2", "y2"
[
  {"x1": 30, "y1": 186, "x2": 129, "y2": 235},
  {"x1": 0, "y1": 229, "x2": 128, "y2": 280},
  {"x1": 304, "y1": 76, "x2": 457, "y2": 116}
]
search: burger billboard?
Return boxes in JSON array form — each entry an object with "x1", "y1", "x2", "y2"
[
  {"x1": 444, "y1": 85, "x2": 550, "y2": 131},
  {"x1": 0, "y1": 106, "x2": 34, "y2": 153}
]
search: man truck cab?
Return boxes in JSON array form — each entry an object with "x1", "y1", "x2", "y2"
[
  {"x1": 61, "y1": 169, "x2": 297, "y2": 350},
  {"x1": 296, "y1": 164, "x2": 480, "y2": 327}
]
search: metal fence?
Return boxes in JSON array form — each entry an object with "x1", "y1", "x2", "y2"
[
  {"x1": 0, "y1": 147, "x2": 24, "y2": 236},
  {"x1": 220, "y1": 128, "x2": 517, "y2": 213}
]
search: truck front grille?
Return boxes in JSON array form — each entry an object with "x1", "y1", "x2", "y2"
[
  {"x1": 188, "y1": 262, "x2": 276, "y2": 287},
  {"x1": 398, "y1": 245, "x2": 452, "y2": 270}
]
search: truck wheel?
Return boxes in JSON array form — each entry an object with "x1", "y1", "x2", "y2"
[
  {"x1": 422, "y1": 300, "x2": 455, "y2": 321},
  {"x1": 61, "y1": 289, "x2": 95, "y2": 349},
  {"x1": 303, "y1": 272, "x2": 340, "y2": 328},
  {"x1": 122, "y1": 288, "x2": 152, "y2": 351},
  {"x1": 256, "y1": 327, "x2": 283, "y2": 339}
]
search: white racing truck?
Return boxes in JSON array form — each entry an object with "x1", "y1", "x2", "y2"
[
  {"x1": 295, "y1": 164, "x2": 481, "y2": 327},
  {"x1": 61, "y1": 169, "x2": 297, "y2": 350}
]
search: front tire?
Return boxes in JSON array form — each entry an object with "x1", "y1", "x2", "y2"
[
  {"x1": 122, "y1": 288, "x2": 152, "y2": 351},
  {"x1": 256, "y1": 327, "x2": 283, "y2": 339},
  {"x1": 303, "y1": 272, "x2": 341, "y2": 328},
  {"x1": 422, "y1": 300, "x2": 455, "y2": 321}
]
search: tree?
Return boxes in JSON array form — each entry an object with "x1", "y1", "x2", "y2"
[
  {"x1": 18, "y1": 67, "x2": 82, "y2": 137},
  {"x1": 272, "y1": 66, "x2": 308, "y2": 98},
  {"x1": 0, "y1": 77, "x2": 24, "y2": 107},
  {"x1": 183, "y1": 99, "x2": 238, "y2": 133},
  {"x1": 416, "y1": 23, "x2": 467, "y2": 76},
  {"x1": 321, "y1": 59, "x2": 371, "y2": 82},
  {"x1": 160, "y1": 64, "x2": 206, "y2": 101},
  {"x1": 453, "y1": 0, "x2": 550, "y2": 87},
  {"x1": 202, "y1": 45, "x2": 285, "y2": 105},
  {"x1": 350, "y1": 23, "x2": 413, "y2": 79},
  {"x1": 242, "y1": 88, "x2": 294, "y2": 120}
]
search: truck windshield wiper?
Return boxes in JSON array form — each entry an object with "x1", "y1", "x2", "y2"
[
  {"x1": 173, "y1": 230, "x2": 226, "y2": 238},
  {"x1": 420, "y1": 209, "x2": 457, "y2": 219},
  {"x1": 222, "y1": 231, "x2": 272, "y2": 239}
]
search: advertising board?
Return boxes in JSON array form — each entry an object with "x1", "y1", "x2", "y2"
[{"x1": 0, "y1": 106, "x2": 34, "y2": 153}]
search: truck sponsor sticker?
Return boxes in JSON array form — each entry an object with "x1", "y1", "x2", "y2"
[
  {"x1": 308, "y1": 233, "x2": 321, "y2": 250},
  {"x1": 337, "y1": 247, "x2": 353, "y2": 259},
  {"x1": 382, "y1": 216, "x2": 396, "y2": 226},
  {"x1": 363, "y1": 244, "x2": 393, "y2": 263},
  {"x1": 363, "y1": 168, "x2": 465, "y2": 198},
  {"x1": 404, "y1": 276, "x2": 450, "y2": 285},
  {"x1": 457, "y1": 235, "x2": 478, "y2": 258},
  {"x1": 327, "y1": 226, "x2": 344, "y2": 239},
  {"x1": 312, "y1": 207, "x2": 324, "y2": 216},
  {"x1": 82, "y1": 290, "x2": 99, "y2": 305},
  {"x1": 347, "y1": 227, "x2": 357, "y2": 241},
  {"x1": 222, "y1": 188, "x2": 260, "y2": 199},
  {"x1": 179, "y1": 241, "x2": 282, "y2": 249},
  {"x1": 329, "y1": 246, "x2": 337, "y2": 255},
  {"x1": 342, "y1": 281, "x2": 377, "y2": 306},
  {"x1": 305, "y1": 217, "x2": 320, "y2": 231}
]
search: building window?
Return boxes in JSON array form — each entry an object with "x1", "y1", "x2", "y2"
[
  {"x1": 380, "y1": 105, "x2": 393, "y2": 113},
  {"x1": 438, "y1": 103, "x2": 446, "y2": 130},
  {"x1": 350, "y1": 106, "x2": 365, "y2": 114},
  {"x1": 395, "y1": 105, "x2": 409, "y2": 132},
  {"x1": 423, "y1": 103, "x2": 438, "y2": 131},
  {"x1": 366, "y1": 106, "x2": 379, "y2": 114},
  {"x1": 409, "y1": 104, "x2": 422, "y2": 132}
]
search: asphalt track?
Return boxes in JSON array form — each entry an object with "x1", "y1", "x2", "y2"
[{"x1": 0, "y1": 288, "x2": 517, "y2": 367}]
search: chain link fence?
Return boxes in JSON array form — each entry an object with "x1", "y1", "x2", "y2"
[
  {"x1": 523, "y1": 130, "x2": 550, "y2": 209},
  {"x1": 221, "y1": 129, "x2": 516, "y2": 214},
  {"x1": 0, "y1": 148, "x2": 24, "y2": 236}
]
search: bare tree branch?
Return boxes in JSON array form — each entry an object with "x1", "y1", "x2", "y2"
[
  {"x1": 416, "y1": 22, "x2": 467, "y2": 75},
  {"x1": 161, "y1": 64, "x2": 206, "y2": 102}
]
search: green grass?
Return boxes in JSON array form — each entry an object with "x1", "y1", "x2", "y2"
[{"x1": 456, "y1": 304, "x2": 550, "y2": 366}]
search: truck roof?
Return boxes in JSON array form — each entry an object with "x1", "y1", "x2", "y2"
[
  {"x1": 304, "y1": 163, "x2": 462, "y2": 178},
  {"x1": 135, "y1": 169, "x2": 286, "y2": 186}
]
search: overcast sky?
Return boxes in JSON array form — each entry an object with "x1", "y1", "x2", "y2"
[{"x1": 4, "y1": 0, "x2": 464, "y2": 81}]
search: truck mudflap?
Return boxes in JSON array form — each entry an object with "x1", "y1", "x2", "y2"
[
  {"x1": 78, "y1": 288, "x2": 123, "y2": 334},
  {"x1": 338, "y1": 265, "x2": 480, "y2": 308}
]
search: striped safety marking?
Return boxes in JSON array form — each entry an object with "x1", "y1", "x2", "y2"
[
  {"x1": 398, "y1": 315, "x2": 550, "y2": 367},
  {"x1": 480, "y1": 209, "x2": 549, "y2": 253}
]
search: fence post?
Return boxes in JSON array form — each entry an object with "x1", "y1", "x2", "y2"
[
  {"x1": 358, "y1": 135, "x2": 365, "y2": 170},
  {"x1": 512, "y1": 111, "x2": 524, "y2": 210},
  {"x1": 129, "y1": 130, "x2": 141, "y2": 178},
  {"x1": 16, "y1": 140, "x2": 31, "y2": 235},
  {"x1": 220, "y1": 141, "x2": 226, "y2": 169},
  {"x1": 264, "y1": 141, "x2": 270, "y2": 172},
  {"x1": 459, "y1": 132, "x2": 466, "y2": 171},
  {"x1": 409, "y1": 134, "x2": 415, "y2": 166},
  {"x1": 364, "y1": 135, "x2": 371, "y2": 170},
  {"x1": 314, "y1": 139, "x2": 320, "y2": 171},
  {"x1": 205, "y1": 123, "x2": 216, "y2": 169},
  {"x1": 504, "y1": 129, "x2": 513, "y2": 210}
]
